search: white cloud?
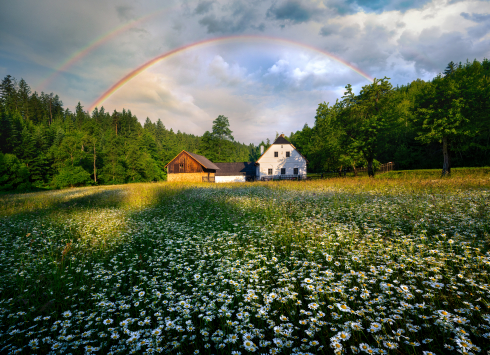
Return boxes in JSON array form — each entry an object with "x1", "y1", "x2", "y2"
[{"x1": 208, "y1": 55, "x2": 248, "y2": 85}]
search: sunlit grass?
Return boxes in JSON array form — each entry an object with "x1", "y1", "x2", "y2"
[{"x1": 1, "y1": 176, "x2": 489, "y2": 354}]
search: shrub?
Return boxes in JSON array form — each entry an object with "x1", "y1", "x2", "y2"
[{"x1": 51, "y1": 165, "x2": 92, "y2": 188}]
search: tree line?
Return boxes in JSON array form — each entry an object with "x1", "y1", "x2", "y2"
[
  {"x1": 1, "y1": 59, "x2": 489, "y2": 190},
  {"x1": 0, "y1": 75, "x2": 257, "y2": 190},
  {"x1": 286, "y1": 59, "x2": 490, "y2": 176}
]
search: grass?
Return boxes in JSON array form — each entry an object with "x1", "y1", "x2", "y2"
[{"x1": 0, "y1": 174, "x2": 489, "y2": 354}]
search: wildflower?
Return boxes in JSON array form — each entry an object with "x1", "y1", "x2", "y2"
[
  {"x1": 351, "y1": 322, "x2": 363, "y2": 331},
  {"x1": 243, "y1": 332, "x2": 254, "y2": 341},
  {"x1": 273, "y1": 338, "x2": 283, "y2": 347},
  {"x1": 437, "y1": 310, "x2": 452, "y2": 318},
  {"x1": 359, "y1": 343, "x2": 371, "y2": 353},
  {"x1": 63, "y1": 311, "x2": 72, "y2": 318},
  {"x1": 330, "y1": 341, "x2": 342, "y2": 351},
  {"x1": 368, "y1": 323, "x2": 382, "y2": 333},
  {"x1": 399, "y1": 285, "x2": 410, "y2": 292},
  {"x1": 228, "y1": 334, "x2": 239, "y2": 343},
  {"x1": 243, "y1": 339, "x2": 257, "y2": 351},
  {"x1": 337, "y1": 331, "x2": 351, "y2": 341},
  {"x1": 103, "y1": 318, "x2": 113, "y2": 325},
  {"x1": 383, "y1": 341, "x2": 398, "y2": 349},
  {"x1": 336, "y1": 303, "x2": 351, "y2": 312},
  {"x1": 28, "y1": 339, "x2": 39, "y2": 348},
  {"x1": 308, "y1": 302, "x2": 319, "y2": 310}
]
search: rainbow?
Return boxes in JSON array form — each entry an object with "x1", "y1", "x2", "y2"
[
  {"x1": 90, "y1": 35, "x2": 373, "y2": 111},
  {"x1": 35, "y1": 6, "x2": 176, "y2": 92}
]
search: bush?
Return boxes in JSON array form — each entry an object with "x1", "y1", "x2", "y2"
[
  {"x1": 51, "y1": 165, "x2": 92, "y2": 188},
  {"x1": 0, "y1": 153, "x2": 31, "y2": 191}
]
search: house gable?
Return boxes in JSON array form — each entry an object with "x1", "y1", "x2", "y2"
[{"x1": 256, "y1": 134, "x2": 308, "y2": 165}]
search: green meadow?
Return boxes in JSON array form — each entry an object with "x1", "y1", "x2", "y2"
[{"x1": 1, "y1": 174, "x2": 489, "y2": 354}]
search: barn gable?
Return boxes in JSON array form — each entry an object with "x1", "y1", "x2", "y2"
[{"x1": 165, "y1": 150, "x2": 219, "y2": 182}]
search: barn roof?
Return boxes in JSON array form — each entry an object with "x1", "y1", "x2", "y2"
[
  {"x1": 187, "y1": 152, "x2": 220, "y2": 170},
  {"x1": 214, "y1": 162, "x2": 256, "y2": 176},
  {"x1": 164, "y1": 150, "x2": 220, "y2": 170}
]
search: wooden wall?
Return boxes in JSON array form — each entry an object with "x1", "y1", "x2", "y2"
[{"x1": 167, "y1": 151, "x2": 203, "y2": 174}]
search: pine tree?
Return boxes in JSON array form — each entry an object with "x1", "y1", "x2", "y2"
[{"x1": 18, "y1": 78, "x2": 31, "y2": 120}]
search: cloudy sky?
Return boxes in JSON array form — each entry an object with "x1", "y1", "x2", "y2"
[{"x1": 1, "y1": 0, "x2": 489, "y2": 144}]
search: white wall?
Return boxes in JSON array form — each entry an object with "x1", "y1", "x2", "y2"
[
  {"x1": 215, "y1": 176, "x2": 247, "y2": 183},
  {"x1": 256, "y1": 143, "x2": 307, "y2": 179}
]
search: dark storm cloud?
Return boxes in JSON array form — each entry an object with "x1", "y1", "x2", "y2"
[
  {"x1": 398, "y1": 28, "x2": 490, "y2": 74},
  {"x1": 344, "y1": 24, "x2": 394, "y2": 70},
  {"x1": 194, "y1": 1, "x2": 215, "y2": 15},
  {"x1": 116, "y1": 5, "x2": 134, "y2": 21},
  {"x1": 266, "y1": 0, "x2": 324, "y2": 24},
  {"x1": 319, "y1": 23, "x2": 360, "y2": 37},
  {"x1": 199, "y1": 15, "x2": 234, "y2": 33},
  {"x1": 197, "y1": 2, "x2": 258, "y2": 33},
  {"x1": 318, "y1": 21, "x2": 397, "y2": 75},
  {"x1": 319, "y1": 24, "x2": 337, "y2": 36}
]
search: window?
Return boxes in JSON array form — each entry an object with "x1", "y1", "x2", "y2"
[
  {"x1": 274, "y1": 151, "x2": 278, "y2": 157},
  {"x1": 286, "y1": 151, "x2": 290, "y2": 157},
  {"x1": 268, "y1": 168, "x2": 273, "y2": 175},
  {"x1": 281, "y1": 168, "x2": 286, "y2": 175},
  {"x1": 294, "y1": 168, "x2": 298, "y2": 175},
  {"x1": 179, "y1": 163, "x2": 184, "y2": 172}
]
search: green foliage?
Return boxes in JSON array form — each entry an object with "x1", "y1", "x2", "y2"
[
  {"x1": 0, "y1": 153, "x2": 30, "y2": 190},
  {"x1": 51, "y1": 165, "x2": 92, "y2": 188}
]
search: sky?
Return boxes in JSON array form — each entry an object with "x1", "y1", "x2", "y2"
[{"x1": 1, "y1": 0, "x2": 489, "y2": 145}]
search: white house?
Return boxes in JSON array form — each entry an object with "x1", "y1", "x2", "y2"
[{"x1": 255, "y1": 134, "x2": 308, "y2": 180}]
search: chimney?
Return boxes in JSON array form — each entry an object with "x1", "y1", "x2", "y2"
[
  {"x1": 280, "y1": 134, "x2": 284, "y2": 137},
  {"x1": 260, "y1": 146, "x2": 264, "y2": 155}
]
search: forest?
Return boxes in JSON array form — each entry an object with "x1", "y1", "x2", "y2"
[
  {"x1": 0, "y1": 59, "x2": 489, "y2": 190},
  {"x1": 288, "y1": 59, "x2": 490, "y2": 177}
]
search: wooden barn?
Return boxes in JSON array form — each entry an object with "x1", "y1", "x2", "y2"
[{"x1": 164, "y1": 150, "x2": 219, "y2": 182}]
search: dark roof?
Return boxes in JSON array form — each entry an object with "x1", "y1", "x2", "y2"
[
  {"x1": 273, "y1": 134, "x2": 291, "y2": 145},
  {"x1": 214, "y1": 162, "x2": 256, "y2": 176},
  {"x1": 187, "y1": 152, "x2": 220, "y2": 170}
]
